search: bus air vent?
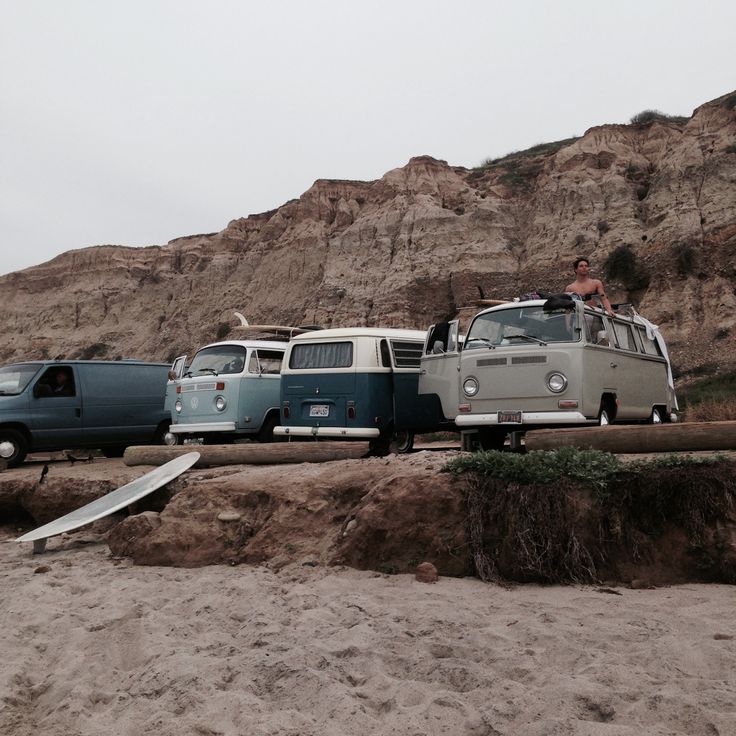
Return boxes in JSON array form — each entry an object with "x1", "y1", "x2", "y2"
[
  {"x1": 476, "y1": 357, "x2": 507, "y2": 367},
  {"x1": 511, "y1": 356, "x2": 547, "y2": 365}
]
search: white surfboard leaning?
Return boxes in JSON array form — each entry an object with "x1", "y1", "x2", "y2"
[{"x1": 17, "y1": 451, "x2": 200, "y2": 553}]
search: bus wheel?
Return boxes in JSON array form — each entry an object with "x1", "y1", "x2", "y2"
[
  {"x1": 0, "y1": 429, "x2": 28, "y2": 468},
  {"x1": 649, "y1": 407, "x2": 663, "y2": 424},
  {"x1": 477, "y1": 428, "x2": 506, "y2": 451},
  {"x1": 258, "y1": 414, "x2": 280, "y2": 443},
  {"x1": 390, "y1": 431, "x2": 414, "y2": 454}
]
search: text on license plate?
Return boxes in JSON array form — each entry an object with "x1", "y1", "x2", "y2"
[
  {"x1": 498, "y1": 411, "x2": 522, "y2": 424},
  {"x1": 309, "y1": 404, "x2": 330, "y2": 418}
]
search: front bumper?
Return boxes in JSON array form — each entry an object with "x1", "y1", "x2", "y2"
[
  {"x1": 456, "y1": 411, "x2": 591, "y2": 427},
  {"x1": 169, "y1": 421, "x2": 237, "y2": 434},
  {"x1": 274, "y1": 426, "x2": 381, "y2": 439}
]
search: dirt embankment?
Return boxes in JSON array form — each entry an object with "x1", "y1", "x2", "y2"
[{"x1": 3, "y1": 450, "x2": 736, "y2": 586}]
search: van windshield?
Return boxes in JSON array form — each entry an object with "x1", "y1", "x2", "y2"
[
  {"x1": 465, "y1": 306, "x2": 579, "y2": 350},
  {"x1": 0, "y1": 363, "x2": 41, "y2": 395},
  {"x1": 187, "y1": 346, "x2": 246, "y2": 376}
]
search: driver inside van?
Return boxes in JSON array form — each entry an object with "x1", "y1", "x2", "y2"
[{"x1": 46, "y1": 369, "x2": 75, "y2": 396}]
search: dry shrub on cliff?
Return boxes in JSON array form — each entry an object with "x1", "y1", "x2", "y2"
[
  {"x1": 629, "y1": 109, "x2": 689, "y2": 125},
  {"x1": 603, "y1": 244, "x2": 651, "y2": 290},
  {"x1": 446, "y1": 449, "x2": 736, "y2": 584},
  {"x1": 684, "y1": 398, "x2": 736, "y2": 422}
]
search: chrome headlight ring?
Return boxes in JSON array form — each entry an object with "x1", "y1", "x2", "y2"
[
  {"x1": 546, "y1": 372, "x2": 568, "y2": 393},
  {"x1": 463, "y1": 376, "x2": 479, "y2": 397}
]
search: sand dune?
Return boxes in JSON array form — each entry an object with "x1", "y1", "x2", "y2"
[{"x1": 2, "y1": 528, "x2": 735, "y2": 736}]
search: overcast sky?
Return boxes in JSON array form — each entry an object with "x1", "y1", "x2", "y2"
[{"x1": 1, "y1": 1, "x2": 734, "y2": 276}]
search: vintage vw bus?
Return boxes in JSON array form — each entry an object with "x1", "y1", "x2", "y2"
[
  {"x1": 419, "y1": 296, "x2": 677, "y2": 450},
  {"x1": 166, "y1": 338, "x2": 287, "y2": 444},
  {"x1": 274, "y1": 327, "x2": 450, "y2": 452}
]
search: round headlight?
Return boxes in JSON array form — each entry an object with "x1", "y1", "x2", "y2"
[
  {"x1": 463, "y1": 376, "x2": 479, "y2": 397},
  {"x1": 175, "y1": 399, "x2": 182, "y2": 414},
  {"x1": 215, "y1": 396, "x2": 227, "y2": 411},
  {"x1": 546, "y1": 372, "x2": 568, "y2": 393}
]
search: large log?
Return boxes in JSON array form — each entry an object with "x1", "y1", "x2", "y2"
[
  {"x1": 524, "y1": 421, "x2": 736, "y2": 453},
  {"x1": 124, "y1": 442, "x2": 370, "y2": 467}
]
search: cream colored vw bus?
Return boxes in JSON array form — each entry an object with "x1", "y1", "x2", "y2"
[{"x1": 419, "y1": 297, "x2": 677, "y2": 450}]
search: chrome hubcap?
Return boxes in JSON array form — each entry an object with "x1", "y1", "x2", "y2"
[{"x1": 0, "y1": 440, "x2": 16, "y2": 459}]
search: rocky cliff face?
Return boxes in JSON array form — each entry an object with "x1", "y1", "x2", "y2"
[{"x1": 2, "y1": 92, "x2": 735, "y2": 373}]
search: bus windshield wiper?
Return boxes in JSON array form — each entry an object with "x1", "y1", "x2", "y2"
[
  {"x1": 465, "y1": 337, "x2": 495, "y2": 350},
  {"x1": 198, "y1": 368, "x2": 219, "y2": 376},
  {"x1": 506, "y1": 334, "x2": 547, "y2": 346}
]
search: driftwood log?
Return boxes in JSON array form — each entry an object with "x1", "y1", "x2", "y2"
[
  {"x1": 524, "y1": 421, "x2": 736, "y2": 453},
  {"x1": 124, "y1": 441, "x2": 371, "y2": 467}
]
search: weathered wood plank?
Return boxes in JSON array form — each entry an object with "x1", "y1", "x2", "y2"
[
  {"x1": 524, "y1": 421, "x2": 736, "y2": 453},
  {"x1": 124, "y1": 442, "x2": 371, "y2": 467}
]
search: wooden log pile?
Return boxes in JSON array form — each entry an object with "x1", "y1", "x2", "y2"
[
  {"x1": 124, "y1": 441, "x2": 371, "y2": 467},
  {"x1": 524, "y1": 421, "x2": 736, "y2": 453}
]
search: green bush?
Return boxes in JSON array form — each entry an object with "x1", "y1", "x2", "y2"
[
  {"x1": 629, "y1": 109, "x2": 689, "y2": 125},
  {"x1": 603, "y1": 244, "x2": 651, "y2": 290},
  {"x1": 673, "y1": 241, "x2": 697, "y2": 277}
]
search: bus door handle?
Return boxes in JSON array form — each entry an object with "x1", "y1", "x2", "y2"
[
  {"x1": 610, "y1": 362, "x2": 618, "y2": 368},
  {"x1": 420, "y1": 369, "x2": 426, "y2": 375}
]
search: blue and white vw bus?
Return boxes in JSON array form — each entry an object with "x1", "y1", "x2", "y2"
[
  {"x1": 274, "y1": 327, "x2": 450, "y2": 453},
  {"x1": 166, "y1": 338, "x2": 287, "y2": 444}
]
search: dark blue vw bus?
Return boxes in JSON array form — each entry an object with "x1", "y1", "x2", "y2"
[{"x1": 274, "y1": 328, "x2": 450, "y2": 453}]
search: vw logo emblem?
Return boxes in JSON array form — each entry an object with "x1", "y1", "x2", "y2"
[{"x1": 190, "y1": 396, "x2": 199, "y2": 409}]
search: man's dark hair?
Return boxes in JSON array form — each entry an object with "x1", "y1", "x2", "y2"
[{"x1": 573, "y1": 257, "x2": 590, "y2": 271}]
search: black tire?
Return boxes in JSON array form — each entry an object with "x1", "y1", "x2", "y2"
[
  {"x1": 389, "y1": 430, "x2": 414, "y2": 454},
  {"x1": 477, "y1": 428, "x2": 506, "y2": 451},
  {"x1": 258, "y1": 413, "x2": 280, "y2": 443},
  {"x1": 0, "y1": 428, "x2": 28, "y2": 468},
  {"x1": 102, "y1": 446, "x2": 126, "y2": 458},
  {"x1": 154, "y1": 422, "x2": 178, "y2": 445}
]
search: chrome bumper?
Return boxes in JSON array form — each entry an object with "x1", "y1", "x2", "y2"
[
  {"x1": 274, "y1": 426, "x2": 381, "y2": 438},
  {"x1": 169, "y1": 421, "x2": 237, "y2": 434},
  {"x1": 456, "y1": 411, "x2": 591, "y2": 427}
]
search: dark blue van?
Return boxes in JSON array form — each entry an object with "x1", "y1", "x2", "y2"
[{"x1": 0, "y1": 360, "x2": 171, "y2": 467}]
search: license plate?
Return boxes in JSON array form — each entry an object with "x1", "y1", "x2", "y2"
[
  {"x1": 498, "y1": 411, "x2": 523, "y2": 424},
  {"x1": 309, "y1": 404, "x2": 330, "y2": 418}
]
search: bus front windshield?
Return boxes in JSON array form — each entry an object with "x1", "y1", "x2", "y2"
[{"x1": 464, "y1": 306, "x2": 579, "y2": 350}]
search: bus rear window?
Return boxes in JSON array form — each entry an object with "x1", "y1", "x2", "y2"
[{"x1": 290, "y1": 342, "x2": 353, "y2": 369}]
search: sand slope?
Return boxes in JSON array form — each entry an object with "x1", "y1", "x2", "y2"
[{"x1": 2, "y1": 529, "x2": 735, "y2": 736}]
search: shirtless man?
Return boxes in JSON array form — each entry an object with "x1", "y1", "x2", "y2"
[{"x1": 565, "y1": 257, "x2": 614, "y2": 316}]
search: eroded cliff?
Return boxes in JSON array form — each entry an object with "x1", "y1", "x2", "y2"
[{"x1": 2, "y1": 92, "x2": 735, "y2": 373}]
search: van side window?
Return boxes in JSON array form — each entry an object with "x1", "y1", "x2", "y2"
[
  {"x1": 36, "y1": 366, "x2": 76, "y2": 397},
  {"x1": 390, "y1": 340, "x2": 423, "y2": 368},
  {"x1": 290, "y1": 342, "x2": 353, "y2": 369},
  {"x1": 251, "y1": 350, "x2": 283, "y2": 374},
  {"x1": 379, "y1": 340, "x2": 392, "y2": 368},
  {"x1": 612, "y1": 322, "x2": 637, "y2": 351},
  {"x1": 638, "y1": 327, "x2": 661, "y2": 356}
]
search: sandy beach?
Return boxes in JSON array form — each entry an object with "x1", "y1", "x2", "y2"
[{"x1": 2, "y1": 526, "x2": 735, "y2": 736}]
